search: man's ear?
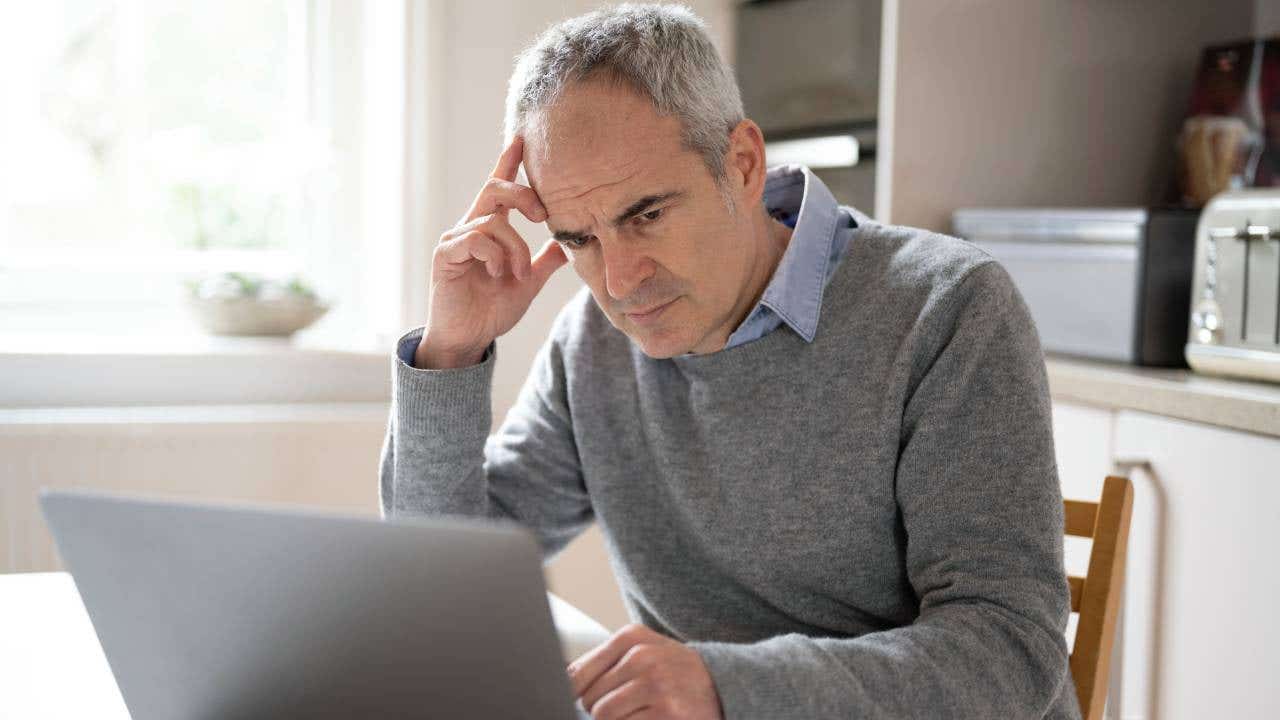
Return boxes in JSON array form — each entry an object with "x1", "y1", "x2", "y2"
[{"x1": 726, "y1": 119, "x2": 768, "y2": 207}]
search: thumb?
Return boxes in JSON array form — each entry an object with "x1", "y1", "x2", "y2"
[{"x1": 527, "y1": 240, "x2": 568, "y2": 291}]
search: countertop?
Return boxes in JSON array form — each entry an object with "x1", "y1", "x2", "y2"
[{"x1": 1044, "y1": 354, "x2": 1280, "y2": 439}]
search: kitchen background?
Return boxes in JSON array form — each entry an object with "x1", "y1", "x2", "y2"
[{"x1": 3, "y1": 2, "x2": 1280, "y2": 719}]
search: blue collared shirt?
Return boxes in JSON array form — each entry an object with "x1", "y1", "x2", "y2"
[{"x1": 721, "y1": 164, "x2": 857, "y2": 349}]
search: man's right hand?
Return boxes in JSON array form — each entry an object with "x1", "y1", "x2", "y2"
[{"x1": 415, "y1": 136, "x2": 568, "y2": 369}]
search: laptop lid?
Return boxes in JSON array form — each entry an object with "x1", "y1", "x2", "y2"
[{"x1": 40, "y1": 488, "x2": 577, "y2": 720}]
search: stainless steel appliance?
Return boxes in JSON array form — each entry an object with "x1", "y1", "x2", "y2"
[
  {"x1": 953, "y1": 208, "x2": 1199, "y2": 366},
  {"x1": 1186, "y1": 189, "x2": 1280, "y2": 383},
  {"x1": 735, "y1": 0, "x2": 881, "y2": 211}
]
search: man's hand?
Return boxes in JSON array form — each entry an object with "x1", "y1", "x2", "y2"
[
  {"x1": 569, "y1": 623, "x2": 724, "y2": 720},
  {"x1": 415, "y1": 135, "x2": 569, "y2": 369}
]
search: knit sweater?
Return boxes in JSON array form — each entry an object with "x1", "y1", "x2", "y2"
[{"x1": 379, "y1": 217, "x2": 1082, "y2": 720}]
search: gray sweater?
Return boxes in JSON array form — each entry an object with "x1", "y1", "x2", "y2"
[{"x1": 379, "y1": 217, "x2": 1082, "y2": 719}]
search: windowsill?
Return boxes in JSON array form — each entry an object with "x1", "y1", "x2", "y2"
[
  {"x1": 1, "y1": 331, "x2": 396, "y2": 408},
  {"x1": 0, "y1": 402, "x2": 392, "y2": 427},
  {"x1": 0, "y1": 327, "x2": 398, "y2": 355}
]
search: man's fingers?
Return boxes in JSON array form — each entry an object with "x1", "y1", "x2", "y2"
[
  {"x1": 464, "y1": 178, "x2": 547, "y2": 224},
  {"x1": 568, "y1": 624, "x2": 650, "y2": 698},
  {"x1": 579, "y1": 644, "x2": 654, "y2": 714},
  {"x1": 446, "y1": 213, "x2": 531, "y2": 280},
  {"x1": 490, "y1": 135, "x2": 526, "y2": 183},
  {"x1": 477, "y1": 214, "x2": 532, "y2": 280},
  {"x1": 436, "y1": 231, "x2": 505, "y2": 279},
  {"x1": 587, "y1": 679, "x2": 652, "y2": 720},
  {"x1": 528, "y1": 240, "x2": 568, "y2": 287}
]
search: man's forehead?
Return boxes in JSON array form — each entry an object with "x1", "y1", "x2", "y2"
[
  {"x1": 525, "y1": 138, "x2": 671, "y2": 233},
  {"x1": 537, "y1": 170, "x2": 670, "y2": 239},
  {"x1": 522, "y1": 78, "x2": 688, "y2": 210},
  {"x1": 526, "y1": 143, "x2": 646, "y2": 204}
]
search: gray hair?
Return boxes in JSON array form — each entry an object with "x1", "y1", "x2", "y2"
[{"x1": 504, "y1": 3, "x2": 744, "y2": 182}]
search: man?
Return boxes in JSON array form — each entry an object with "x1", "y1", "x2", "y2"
[{"x1": 380, "y1": 5, "x2": 1080, "y2": 719}]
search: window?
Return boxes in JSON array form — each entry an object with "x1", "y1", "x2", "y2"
[{"x1": 0, "y1": 0, "x2": 405, "y2": 345}]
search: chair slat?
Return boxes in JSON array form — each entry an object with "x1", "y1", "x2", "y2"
[
  {"x1": 1064, "y1": 499, "x2": 1098, "y2": 537},
  {"x1": 1068, "y1": 475, "x2": 1134, "y2": 720},
  {"x1": 1067, "y1": 575, "x2": 1084, "y2": 613}
]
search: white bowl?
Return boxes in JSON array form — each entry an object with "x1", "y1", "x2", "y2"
[{"x1": 187, "y1": 295, "x2": 329, "y2": 337}]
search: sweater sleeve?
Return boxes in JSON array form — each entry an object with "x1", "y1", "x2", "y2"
[
  {"x1": 378, "y1": 325, "x2": 593, "y2": 559},
  {"x1": 689, "y1": 262, "x2": 1078, "y2": 719}
]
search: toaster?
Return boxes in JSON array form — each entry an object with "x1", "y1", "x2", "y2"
[
  {"x1": 952, "y1": 207, "x2": 1199, "y2": 366},
  {"x1": 1186, "y1": 189, "x2": 1280, "y2": 383}
]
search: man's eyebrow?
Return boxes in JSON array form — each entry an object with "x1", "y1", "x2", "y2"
[
  {"x1": 612, "y1": 191, "x2": 683, "y2": 226},
  {"x1": 551, "y1": 190, "x2": 685, "y2": 243},
  {"x1": 552, "y1": 227, "x2": 591, "y2": 244}
]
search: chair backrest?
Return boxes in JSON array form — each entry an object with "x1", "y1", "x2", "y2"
[{"x1": 1063, "y1": 475, "x2": 1134, "y2": 720}]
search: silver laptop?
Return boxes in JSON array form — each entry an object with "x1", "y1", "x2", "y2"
[{"x1": 40, "y1": 489, "x2": 581, "y2": 719}]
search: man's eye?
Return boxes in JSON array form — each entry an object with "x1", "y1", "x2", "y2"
[
  {"x1": 563, "y1": 235, "x2": 595, "y2": 249},
  {"x1": 636, "y1": 208, "x2": 664, "y2": 224}
]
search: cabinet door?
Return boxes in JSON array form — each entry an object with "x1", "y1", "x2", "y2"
[
  {"x1": 1052, "y1": 401, "x2": 1115, "y2": 503},
  {"x1": 1051, "y1": 400, "x2": 1115, "y2": 672},
  {"x1": 1111, "y1": 410, "x2": 1280, "y2": 720}
]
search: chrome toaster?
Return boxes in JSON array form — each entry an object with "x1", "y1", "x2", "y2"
[{"x1": 1186, "y1": 189, "x2": 1280, "y2": 383}]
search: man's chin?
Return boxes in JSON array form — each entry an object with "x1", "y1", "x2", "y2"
[
  {"x1": 636, "y1": 344, "x2": 683, "y2": 360},
  {"x1": 598, "y1": 303, "x2": 706, "y2": 358},
  {"x1": 623, "y1": 326, "x2": 691, "y2": 359},
  {"x1": 624, "y1": 332, "x2": 680, "y2": 359}
]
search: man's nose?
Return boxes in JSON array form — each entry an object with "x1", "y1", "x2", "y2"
[{"x1": 601, "y1": 240, "x2": 655, "y2": 301}]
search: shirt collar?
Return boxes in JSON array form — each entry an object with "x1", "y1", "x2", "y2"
[{"x1": 754, "y1": 164, "x2": 844, "y2": 342}]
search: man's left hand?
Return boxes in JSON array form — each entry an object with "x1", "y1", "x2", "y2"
[{"x1": 569, "y1": 623, "x2": 724, "y2": 720}]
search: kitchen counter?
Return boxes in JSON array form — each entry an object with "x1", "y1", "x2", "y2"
[{"x1": 1044, "y1": 354, "x2": 1280, "y2": 439}]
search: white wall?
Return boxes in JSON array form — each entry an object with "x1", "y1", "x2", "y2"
[
  {"x1": 414, "y1": 0, "x2": 736, "y2": 631},
  {"x1": 883, "y1": 0, "x2": 1255, "y2": 232},
  {"x1": 1258, "y1": 0, "x2": 1280, "y2": 36}
]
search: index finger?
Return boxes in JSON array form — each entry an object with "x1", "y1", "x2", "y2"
[
  {"x1": 491, "y1": 135, "x2": 525, "y2": 183},
  {"x1": 567, "y1": 626, "x2": 647, "y2": 698}
]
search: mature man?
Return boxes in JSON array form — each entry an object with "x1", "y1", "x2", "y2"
[{"x1": 380, "y1": 5, "x2": 1080, "y2": 719}]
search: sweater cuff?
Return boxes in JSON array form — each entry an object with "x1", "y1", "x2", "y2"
[
  {"x1": 690, "y1": 637, "x2": 817, "y2": 720},
  {"x1": 392, "y1": 327, "x2": 496, "y2": 437}
]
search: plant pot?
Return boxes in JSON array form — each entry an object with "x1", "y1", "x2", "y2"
[{"x1": 187, "y1": 295, "x2": 329, "y2": 337}]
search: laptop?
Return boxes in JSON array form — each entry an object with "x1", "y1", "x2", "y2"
[{"x1": 40, "y1": 488, "x2": 584, "y2": 719}]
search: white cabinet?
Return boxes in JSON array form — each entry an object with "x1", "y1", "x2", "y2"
[
  {"x1": 1112, "y1": 411, "x2": 1280, "y2": 720},
  {"x1": 1052, "y1": 402, "x2": 1115, "y2": 504},
  {"x1": 1052, "y1": 402, "x2": 1280, "y2": 720}
]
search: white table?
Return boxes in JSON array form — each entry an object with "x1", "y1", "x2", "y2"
[{"x1": 0, "y1": 572, "x2": 610, "y2": 719}]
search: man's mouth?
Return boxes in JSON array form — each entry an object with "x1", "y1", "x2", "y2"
[{"x1": 623, "y1": 297, "x2": 678, "y2": 325}]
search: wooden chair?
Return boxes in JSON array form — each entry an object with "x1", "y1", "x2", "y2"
[{"x1": 1064, "y1": 475, "x2": 1134, "y2": 720}]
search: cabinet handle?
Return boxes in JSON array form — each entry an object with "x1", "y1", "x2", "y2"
[{"x1": 1110, "y1": 457, "x2": 1151, "y2": 476}]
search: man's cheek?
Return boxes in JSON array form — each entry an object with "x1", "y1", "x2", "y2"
[
  {"x1": 575, "y1": 262, "x2": 623, "y2": 325},
  {"x1": 562, "y1": 251, "x2": 596, "y2": 290},
  {"x1": 576, "y1": 253, "x2": 618, "y2": 296}
]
